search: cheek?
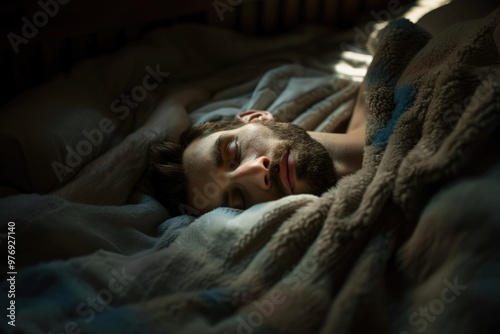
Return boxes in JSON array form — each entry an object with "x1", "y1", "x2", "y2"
[
  {"x1": 186, "y1": 175, "x2": 221, "y2": 212},
  {"x1": 243, "y1": 138, "x2": 277, "y2": 161}
]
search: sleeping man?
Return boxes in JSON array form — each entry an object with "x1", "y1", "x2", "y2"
[
  {"x1": 148, "y1": 83, "x2": 368, "y2": 216},
  {"x1": 52, "y1": 81, "x2": 368, "y2": 216}
]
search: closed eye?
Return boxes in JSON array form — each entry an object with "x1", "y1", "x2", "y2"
[{"x1": 227, "y1": 139, "x2": 241, "y2": 170}]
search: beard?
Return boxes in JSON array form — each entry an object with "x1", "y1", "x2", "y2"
[{"x1": 259, "y1": 121, "x2": 338, "y2": 197}]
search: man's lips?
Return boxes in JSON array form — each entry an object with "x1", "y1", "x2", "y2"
[{"x1": 279, "y1": 150, "x2": 295, "y2": 194}]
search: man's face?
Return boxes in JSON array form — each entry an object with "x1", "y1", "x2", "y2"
[{"x1": 182, "y1": 121, "x2": 336, "y2": 214}]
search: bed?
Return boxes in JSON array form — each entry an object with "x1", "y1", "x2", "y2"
[{"x1": 1, "y1": 0, "x2": 500, "y2": 333}]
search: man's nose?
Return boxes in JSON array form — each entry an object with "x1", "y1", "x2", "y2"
[{"x1": 230, "y1": 156, "x2": 271, "y2": 190}]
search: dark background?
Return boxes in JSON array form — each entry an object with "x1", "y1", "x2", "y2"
[{"x1": 0, "y1": 0, "x2": 410, "y2": 107}]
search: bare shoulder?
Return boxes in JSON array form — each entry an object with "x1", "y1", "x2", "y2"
[{"x1": 346, "y1": 79, "x2": 367, "y2": 134}]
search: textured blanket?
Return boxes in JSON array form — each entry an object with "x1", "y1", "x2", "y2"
[{"x1": 2, "y1": 9, "x2": 500, "y2": 334}]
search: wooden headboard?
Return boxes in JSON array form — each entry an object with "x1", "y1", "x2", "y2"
[{"x1": 1, "y1": 0, "x2": 412, "y2": 106}]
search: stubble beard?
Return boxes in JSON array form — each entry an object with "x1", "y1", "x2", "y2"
[{"x1": 260, "y1": 121, "x2": 338, "y2": 197}]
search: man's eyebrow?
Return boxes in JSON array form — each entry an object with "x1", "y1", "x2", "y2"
[
  {"x1": 213, "y1": 134, "x2": 225, "y2": 168},
  {"x1": 213, "y1": 133, "x2": 233, "y2": 168}
]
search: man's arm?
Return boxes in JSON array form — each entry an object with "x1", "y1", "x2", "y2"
[
  {"x1": 51, "y1": 88, "x2": 207, "y2": 205},
  {"x1": 346, "y1": 79, "x2": 367, "y2": 134},
  {"x1": 308, "y1": 79, "x2": 367, "y2": 177}
]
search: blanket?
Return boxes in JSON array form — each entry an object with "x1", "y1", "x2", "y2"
[{"x1": 2, "y1": 9, "x2": 500, "y2": 334}]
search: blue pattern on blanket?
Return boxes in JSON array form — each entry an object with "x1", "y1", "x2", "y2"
[
  {"x1": 390, "y1": 17, "x2": 416, "y2": 30},
  {"x1": 15, "y1": 263, "x2": 82, "y2": 303},
  {"x1": 86, "y1": 308, "x2": 151, "y2": 334},
  {"x1": 201, "y1": 288, "x2": 232, "y2": 312},
  {"x1": 365, "y1": 19, "x2": 420, "y2": 90},
  {"x1": 1, "y1": 264, "x2": 88, "y2": 315},
  {"x1": 1, "y1": 263, "x2": 150, "y2": 334},
  {"x1": 372, "y1": 84, "x2": 416, "y2": 148}
]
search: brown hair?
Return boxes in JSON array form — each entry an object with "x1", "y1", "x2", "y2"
[{"x1": 148, "y1": 121, "x2": 245, "y2": 216}]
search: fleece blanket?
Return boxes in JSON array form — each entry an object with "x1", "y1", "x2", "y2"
[{"x1": 2, "y1": 9, "x2": 500, "y2": 334}]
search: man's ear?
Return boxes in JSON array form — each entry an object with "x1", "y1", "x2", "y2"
[{"x1": 237, "y1": 110, "x2": 275, "y2": 123}]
